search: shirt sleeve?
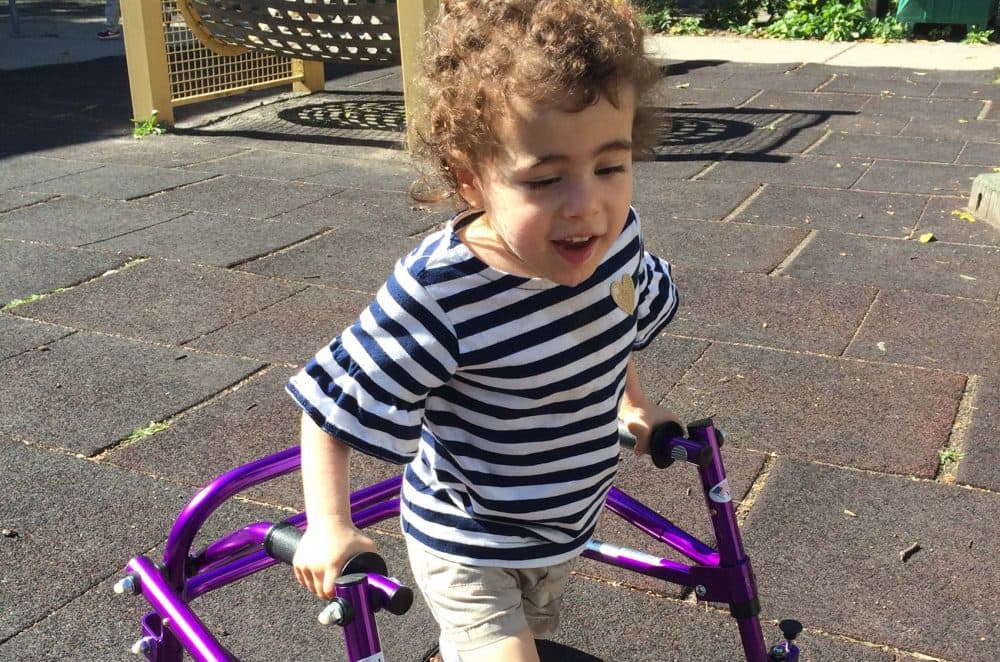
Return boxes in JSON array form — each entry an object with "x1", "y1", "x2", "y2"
[
  {"x1": 632, "y1": 244, "x2": 679, "y2": 351},
  {"x1": 286, "y1": 264, "x2": 460, "y2": 464}
]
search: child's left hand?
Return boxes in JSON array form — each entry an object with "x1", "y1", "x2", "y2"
[{"x1": 619, "y1": 404, "x2": 682, "y2": 457}]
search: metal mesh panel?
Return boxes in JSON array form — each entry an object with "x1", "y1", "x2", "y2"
[
  {"x1": 182, "y1": 0, "x2": 401, "y2": 64},
  {"x1": 163, "y1": 0, "x2": 298, "y2": 104}
]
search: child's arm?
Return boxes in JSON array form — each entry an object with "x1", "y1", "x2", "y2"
[
  {"x1": 292, "y1": 412, "x2": 377, "y2": 600},
  {"x1": 619, "y1": 357, "x2": 680, "y2": 457}
]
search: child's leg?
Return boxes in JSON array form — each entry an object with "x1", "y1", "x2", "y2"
[
  {"x1": 460, "y1": 627, "x2": 539, "y2": 662},
  {"x1": 105, "y1": 0, "x2": 120, "y2": 26},
  {"x1": 407, "y1": 542, "x2": 574, "y2": 662}
]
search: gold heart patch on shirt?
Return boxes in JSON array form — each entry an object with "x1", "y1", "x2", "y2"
[{"x1": 610, "y1": 273, "x2": 635, "y2": 315}]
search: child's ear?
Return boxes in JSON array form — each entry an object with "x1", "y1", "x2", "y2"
[
  {"x1": 450, "y1": 157, "x2": 484, "y2": 209},
  {"x1": 456, "y1": 170, "x2": 484, "y2": 209}
]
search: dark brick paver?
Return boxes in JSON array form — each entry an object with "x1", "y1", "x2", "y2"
[
  {"x1": 2, "y1": 51, "x2": 998, "y2": 662},
  {"x1": 783, "y1": 231, "x2": 1000, "y2": 298},
  {"x1": 662, "y1": 343, "x2": 965, "y2": 477},
  {"x1": 19, "y1": 162, "x2": 215, "y2": 200},
  {"x1": 811, "y1": 132, "x2": 964, "y2": 163},
  {"x1": 853, "y1": 160, "x2": 986, "y2": 195},
  {"x1": 87, "y1": 211, "x2": 326, "y2": 267},
  {"x1": 151, "y1": 174, "x2": 340, "y2": 219},
  {"x1": 0, "y1": 440, "x2": 190, "y2": 640},
  {"x1": 0, "y1": 316, "x2": 73, "y2": 361},
  {"x1": 0, "y1": 331, "x2": 262, "y2": 455},
  {"x1": 643, "y1": 217, "x2": 808, "y2": 273},
  {"x1": 670, "y1": 266, "x2": 876, "y2": 354},
  {"x1": 0, "y1": 240, "x2": 129, "y2": 307},
  {"x1": 845, "y1": 290, "x2": 999, "y2": 375},
  {"x1": 958, "y1": 377, "x2": 1000, "y2": 492},
  {"x1": 744, "y1": 458, "x2": 999, "y2": 661},
  {"x1": 733, "y1": 184, "x2": 927, "y2": 235},
  {"x1": 237, "y1": 228, "x2": 423, "y2": 292},
  {"x1": 187, "y1": 285, "x2": 373, "y2": 363},
  {"x1": 0, "y1": 194, "x2": 184, "y2": 245},
  {"x1": 916, "y1": 195, "x2": 1000, "y2": 246},
  {"x1": 14, "y1": 258, "x2": 305, "y2": 345}
]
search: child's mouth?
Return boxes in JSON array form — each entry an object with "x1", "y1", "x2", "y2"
[{"x1": 553, "y1": 236, "x2": 597, "y2": 263}]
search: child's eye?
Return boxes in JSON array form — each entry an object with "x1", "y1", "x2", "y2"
[
  {"x1": 525, "y1": 178, "x2": 559, "y2": 190},
  {"x1": 596, "y1": 165, "x2": 627, "y2": 176}
]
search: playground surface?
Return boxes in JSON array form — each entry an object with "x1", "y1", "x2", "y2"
[{"x1": 1, "y1": 7, "x2": 999, "y2": 660}]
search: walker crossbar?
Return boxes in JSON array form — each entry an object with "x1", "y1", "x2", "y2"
[{"x1": 119, "y1": 419, "x2": 801, "y2": 661}]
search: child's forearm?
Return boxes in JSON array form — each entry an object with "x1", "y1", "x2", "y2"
[
  {"x1": 620, "y1": 357, "x2": 652, "y2": 417},
  {"x1": 620, "y1": 357, "x2": 679, "y2": 454},
  {"x1": 299, "y1": 412, "x2": 354, "y2": 528}
]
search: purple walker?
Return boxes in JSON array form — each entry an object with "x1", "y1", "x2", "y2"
[{"x1": 117, "y1": 418, "x2": 803, "y2": 661}]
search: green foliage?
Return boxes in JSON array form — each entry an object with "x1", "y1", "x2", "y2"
[
  {"x1": 132, "y1": 110, "x2": 166, "y2": 139},
  {"x1": 962, "y1": 27, "x2": 996, "y2": 45},
  {"x1": 704, "y1": 0, "x2": 789, "y2": 31},
  {"x1": 671, "y1": 16, "x2": 708, "y2": 35},
  {"x1": 0, "y1": 289, "x2": 64, "y2": 311},
  {"x1": 868, "y1": 14, "x2": 907, "y2": 41},
  {"x1": 938, "y1": 447, "x2": 964, "y2": 466},
  {"x1": 642, "y1": 0, "x2": 908, "y2": 42},
  {"x1": 124, "y1": 421, "x2": 170, "y2": 444},
  {"x1": 1, "y1": 293, "x2": 47, "y2": 311},
  {"x1": 762, "y1": 0, "x2": 903, "y2": 41},
  {"x1": 638, "y1": 1, "x2": 707, "y2": 34}
]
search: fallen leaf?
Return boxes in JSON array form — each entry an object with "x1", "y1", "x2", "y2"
[
  {"x1": 919, "y1": 232, "x2": 936, "y2": 243},
  {"x1": 951, "y1": 209, "x2": 976, "y2": 223}
]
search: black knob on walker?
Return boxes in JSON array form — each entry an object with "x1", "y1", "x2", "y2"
[{"x1": 778, "y1": 619, "x2": 803, "y2": 641}]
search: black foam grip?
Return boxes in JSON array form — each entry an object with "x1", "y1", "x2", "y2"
[
  {"x1": 649, "y1": 421, "x2": 686, "y2": 469},
  {"x1": 264, "y1": 521, "x2": 303, "y2": 564},
  {"x1": 342, "y1": 551, "x2": 388, "y2": 577},
  {"x1": 385, "y1": 586, "x2": 414, "y2": 615}
]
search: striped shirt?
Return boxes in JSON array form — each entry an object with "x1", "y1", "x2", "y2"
[{"x1": 287, "y1": 206, "x2": 678, "y2": 567}]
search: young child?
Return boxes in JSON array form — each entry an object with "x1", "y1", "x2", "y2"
[{"x1": 287, "y1": 1, "x2": 679, "y2": 660}]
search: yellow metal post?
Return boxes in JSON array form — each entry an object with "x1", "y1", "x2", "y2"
[
  {"x1": 292, "y1": 60, "x2": 326, "y2": 94},
  {"x1": 396, "y1": 0, "x2": 438, "y2": 152},
  {"x1": 121, "y1": 0, "x2": 175, "y2": 126}
]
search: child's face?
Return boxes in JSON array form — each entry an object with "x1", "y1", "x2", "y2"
[{"x1": 459, "y1": 89, "x2": 635, "y2": 287}]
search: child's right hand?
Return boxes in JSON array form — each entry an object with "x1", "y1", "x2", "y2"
[{"x1": 292, "y1": 520, "x2": 377, "y2": 600}]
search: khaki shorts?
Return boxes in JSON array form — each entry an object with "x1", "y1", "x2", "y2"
[{"x1": 407, "y1": 542, "x2": 576, "y2": 655}]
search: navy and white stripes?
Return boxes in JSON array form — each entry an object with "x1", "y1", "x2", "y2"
[{"x1": 287, "y1": 207, "x2": 678, "y2": 567}]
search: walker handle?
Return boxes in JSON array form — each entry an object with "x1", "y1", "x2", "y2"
[
  {"x1": 619, "y1": 420, "x2": 711, "y2": 469},
  {"x1": 263, "y1": 522, "x2": 413, "y2": 616}
]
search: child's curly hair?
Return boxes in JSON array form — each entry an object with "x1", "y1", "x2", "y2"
[{"x1": 411, "y1": 0, "x2": 660, "y2": 202}]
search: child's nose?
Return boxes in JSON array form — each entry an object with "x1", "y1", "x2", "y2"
[{"x1": 563, "y1": 178, "x2": 599, "y2": 218}]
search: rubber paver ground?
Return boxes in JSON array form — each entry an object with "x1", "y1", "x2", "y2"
[{"x1": 1, "y1": 47, "x2": 999, "y2": 662}]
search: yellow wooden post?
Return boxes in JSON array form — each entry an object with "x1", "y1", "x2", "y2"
[
  {"x1": 396, "y1": 0, "x2": 438, "y2": 152},
  {"x1": 121, "y1": 0, "x2": 175, "y2": 126},
  {"x1": 292, "y1": 60, "x2": 326, "y2": 94}
]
